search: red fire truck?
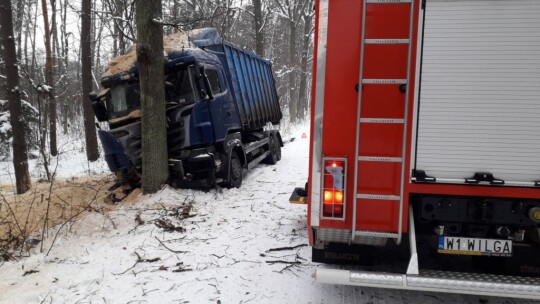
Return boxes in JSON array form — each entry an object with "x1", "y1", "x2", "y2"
[{"x1": 291, "y1": 0, "x2": 540, "y2": 299}]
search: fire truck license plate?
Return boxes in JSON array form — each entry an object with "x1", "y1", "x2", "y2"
[{"x1": 438, "y1": 236, "x2": 512, "y2": 257}]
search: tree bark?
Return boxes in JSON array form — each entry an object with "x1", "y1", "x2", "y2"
[
  {"x1": 136, "y1": 0, "x2": 169, "y2": 193},
  {"x1": 297, "y1": 12, "x2": 313, "y2": 120},
  {"x1": 81, "y1": 0, "x2": 99, "y2": 161},
  {"x1": 0, "y1": 41, "x2": 5, "y2": 101},
  {"x1": 253, "y1": 0, "x2": 264, "y2": 56},
  {"x1": 0, "y1": 0, "x2": 32, "y2": 194},
  {"x1": 41, "y1": 0, "x2": 58, "y2": 156},
  {"x1": 288, "y1": 19, "x2": 297, "y2": 123},
  {"x1": 15, "y1": 0, "x2": 25, "y2": 61},
  {"x1": 117, "y1": 0, "x2": 126, "y2": 54}
]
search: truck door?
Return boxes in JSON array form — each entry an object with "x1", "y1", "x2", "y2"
[{"x1": 203, "y1": 64, "x2": 241, "y2": 142}]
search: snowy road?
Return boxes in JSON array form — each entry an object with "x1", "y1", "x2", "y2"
[{"x1": 0, "y1": 130, "x2": 537, "y2": 303}]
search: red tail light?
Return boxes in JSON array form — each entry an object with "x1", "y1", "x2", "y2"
[
  {"x1": 334, "y1": 190, "x2": 343, "y2": 203},
  {"x1": 322, "y1": 158, "x2": 347, "y2": 219},
  {"x1": 323, "y1": 190, "x2": 334, "y2": 203}
]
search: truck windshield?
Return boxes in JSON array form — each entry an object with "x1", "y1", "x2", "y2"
[{"x1": 107, "y1": 65, "x2": 200, "y2": 119}]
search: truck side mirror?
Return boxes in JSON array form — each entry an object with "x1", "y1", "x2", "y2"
[
  {"x1": 92, "y1": 100, "x2": 108, "y2": 122},
  {"x1": 90, "y1": 89, "x2": 110, "y2": 122},
  {"x1": 199, "y1": 66, "x2": 214, "y2": 100}
]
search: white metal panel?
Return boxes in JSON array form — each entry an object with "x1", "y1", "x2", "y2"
[
  {"x1": 310, "y1": 0, "x2": 329, "y2": 227},
  {"x1": 415, "y1": 0, "x2": 540, "y2": 184}
]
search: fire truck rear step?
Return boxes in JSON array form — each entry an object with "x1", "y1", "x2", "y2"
[{"x1": 316, "y1": 268, "x2": 540, "y2": 300}]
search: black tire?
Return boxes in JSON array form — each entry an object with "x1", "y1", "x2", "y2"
[
  {"x1": 275, "y1": 136, "x2": 282, "y2": 161},
  {"x1": 264, "y1": 135, "x2": 281, "y2": 165},
  {"x1": 222, "y1": 151, "x2": 243, "y2": 188}
]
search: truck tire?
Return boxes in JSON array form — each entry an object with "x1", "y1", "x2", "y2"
[
  {"x1": 264, "y1": 135, "x2": 281, "y2": 165},
  {"x1": 222, "y1": 151, "x2": 243, "y2": 188}
]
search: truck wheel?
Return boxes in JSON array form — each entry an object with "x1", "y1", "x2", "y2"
[
  {"x1": 223, "y1": 151, "x2": 243, "y2": 188},
  {"x1": 264, "y1": 135, "x2": 281, "y2": 165},
  {"x1": 275, "y1": 135, "x2": 282, "y2": 161}
]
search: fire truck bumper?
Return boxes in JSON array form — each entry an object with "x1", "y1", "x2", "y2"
[{"x1": 316, "y1": 268, "x2": 540, "y2": 300}]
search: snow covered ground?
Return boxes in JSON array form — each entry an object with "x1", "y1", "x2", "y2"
[
  {"x1": 0, "y1": 137, "x2": 109, "y2": 186},
  {"x1": 0, "y1": 128, "x2": 536, "y2": 304}
]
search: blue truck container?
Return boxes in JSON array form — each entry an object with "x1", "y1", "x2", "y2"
[
  {"x1": 91, "y1": 28, "x2": 283, "y2": 188},
  {"x1": 189, "y1": 28, "x2": 282, "y2": 131}
]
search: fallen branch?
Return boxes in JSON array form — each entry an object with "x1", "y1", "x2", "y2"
[
  {"x1": 172, "y1": 262, "x2": 192, "y2": 273},
  {"x1": 45, "y1": 203, "x2": 93, "y2": 256},
  {"x1": 266, "y1": 244, "x2": 307, "y2": 253},
  {"x1": 23, "y1": 269, "x2": 39, "y2": 276},
  {"x1": 113, "y1": 252, "x2": 160, "y2": 275},
  {"x1": 44, "y1": 182, "x2": 104, "y2": 256},
  {"x1": 265, "y1": 260, "x2": 302, "y2": 265},
  {"x1": 38, "y1": 293, "x2": 51, "y2": 304},
  {"x1": 277, "y1": 264, "x2": 295, "y2": 274},
  {"x1": 155, "y1": 236, "x2": 189, "y2": 254},
  {"x1": 154, "y1": 218, "x2": 185, "y2": 232}
]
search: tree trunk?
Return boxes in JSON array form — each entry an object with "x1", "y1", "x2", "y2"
[
  {"x1": 41, "y1": 0, "x2": 58, "y2": 156},
  {"x1": 0, "y1": 43, "x2": 5, "y2": 101},
  {"x1": 297, "y1": 14, "x2": 312, "y2": 121},
  {"x1": 15, "y1": 0, "x2": 25, "y2": 61},
  {"x1": 288, "y1": 19, "x2": 297, "y2": 123},
  {"x1": 0, "y1": 0, "x2": 32, "y2": 194},
  {"x1": 61, "y1": 0, "x2": 68, "y2": 136},
  {"x1": 136, "y1": 0, "x2": 169, "y2": 193},
  {"x1": 94, "y1": 12, "x2": 104, "y2": 74},
  {"x1": 253, "y1": 0, "x2": 264, "y2": 56},
  {"x1": 81, "y1": 0, "x2": 99, "y2": 161}
]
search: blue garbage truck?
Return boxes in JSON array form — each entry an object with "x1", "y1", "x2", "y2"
[{"x1": 90, "y1": 28, "x2": 283, "y2": 188}]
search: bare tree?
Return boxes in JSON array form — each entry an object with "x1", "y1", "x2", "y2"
[
  {"x1": 41, "y1": 0, "x2": 58, "y2": 156},
  {"x1": 0, "y1": 38, "x2": 5, "y2": 100},
  {"x1": 0, "y1": 0, "x2": 32, "y2": 194},
  {"x1": 14, "y1": 0, "x2": 25, "y2": 61},
  {"x1": 274, "y1": 0, "x2": 310, "y2": 123},
  {"x1": 296, "y1": 0, "x2": 314, "y2": 120},
  {"x1": 136, "y1": 0, "x2": 169, "y2": 193},
  {"x1": 253, "y1": 0, "x2": 264, "y2": 56},
  {"x1": 81, "y1": 0, "x2": 99, "y2": 161}
]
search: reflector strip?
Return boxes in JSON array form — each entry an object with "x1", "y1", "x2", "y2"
[
  {"x1": 358, "y1": 156, "x2": 403, "y2": 162},
  {"x1": 357, "y1": 194, "x2": 400, "y2": 200},
  {"x1": 354, "y1": 230, "x2": 400, "y2": 238},
  {"x1": 362, "y1": 79, "x2": 407, "y2": 84},
  {"x1": 367, "y1": 0, "x2": 412, "y2": 3},
  {"x1": 365, "y1": 39, "x2": 409, "y2": 44},
  {"x1": 360, "y1": 118, "x2": 404, "y2": 124}
]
